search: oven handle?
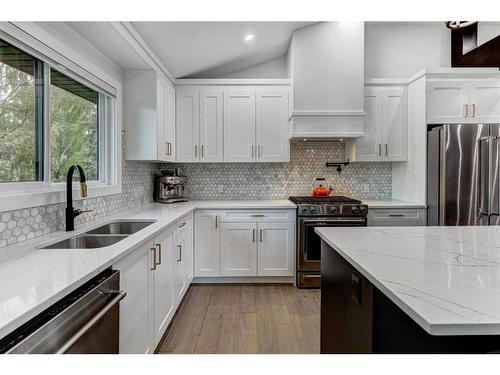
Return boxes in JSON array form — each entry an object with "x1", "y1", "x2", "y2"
[
  {"x1": 301, "y1": 218, "x2": 366, "y2": 225},
  {"x1": 55, "y1": 291, "x2": 126, "y2": 354}
]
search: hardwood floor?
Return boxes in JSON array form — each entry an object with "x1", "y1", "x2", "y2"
[{"x1": 157, "y1": 284, "x2": 320, "y2": 354}]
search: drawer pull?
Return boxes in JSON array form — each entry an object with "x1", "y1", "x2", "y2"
[
  {"x1": 250, "y1": 214, "x2": 265, "y2": 217},
  {"x1": 178, "y1": 222, "x2": 187, "y2": 228},
  {"x1": 388, "y1": 214, "x2": 405, "y2": 217},
  {"x1": 303, "y1": 274, "x2": 321, "y2": 279},
  {"x1": 150, "y1": 248, "x2": 157, "y2": 270}
]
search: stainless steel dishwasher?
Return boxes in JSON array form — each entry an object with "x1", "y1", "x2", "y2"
[{"x1": 0, "y1": 269, "x2": 126, "y2": 354}]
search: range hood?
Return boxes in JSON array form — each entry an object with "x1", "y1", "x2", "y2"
[{"x1": 287, "y1": 22, "x2": 365, "y2": 139}]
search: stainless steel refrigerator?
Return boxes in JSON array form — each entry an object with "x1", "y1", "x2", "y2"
[{"x1": 427, "y1": 124, "x2": 500, "y2": 226}]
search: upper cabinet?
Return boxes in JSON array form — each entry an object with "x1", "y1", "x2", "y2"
[
  {"x1": 427, "y1": 80, "x2": 500, "y2": 124},
  {"x1": 346, "y1": 86, "x2": 407, "y2": 162},
  {"x1": 124, "y1": 71, "x2": 175, "y2": 162},
  {"x1": 176, "y1": 83, "x2": 290, "y2": 163},
  {"x1": 176, "y1": 88, "x2": 224, "y2": 162}
]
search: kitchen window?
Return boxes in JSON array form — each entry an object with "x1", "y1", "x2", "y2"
[{"x1": 0, "y1": 35, "x2": 120, "y2": 210}]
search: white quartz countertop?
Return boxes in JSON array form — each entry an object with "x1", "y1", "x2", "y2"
[
  {"x1": 315, "y1": 226, "x2": 500, "y2": 336},
  {"x1": 361, "y1": 199, "x2": 426, "y2": 209},
  {"x1": 0, "y1": 200, "x2": 295, "y2": 339}
]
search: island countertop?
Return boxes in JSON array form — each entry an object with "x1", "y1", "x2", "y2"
[{"x1": 315, "y1": 226, "x2": 500, "y2": 336}]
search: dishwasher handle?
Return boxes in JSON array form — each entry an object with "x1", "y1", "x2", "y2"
[{"x1": 55, "y1": 291, "x2": 126, "y2": 354}]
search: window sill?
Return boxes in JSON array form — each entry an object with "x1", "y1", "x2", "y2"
[{"x1": 0, "y1": 183, "x2": 122, "y2": 212}]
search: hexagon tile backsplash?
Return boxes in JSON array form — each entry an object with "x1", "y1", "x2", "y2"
[
  {"x1": 164, "y1": 141, "x2": 392, "y2": 201},
  {"x1": 0, "y1": 141, "x2": 391, "y2": 248}
]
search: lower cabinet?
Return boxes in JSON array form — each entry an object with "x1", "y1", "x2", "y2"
[
  {"x1": 220, "y1": 222, "x2": 258, "y2": 276},
  {"x1": 115, "y1": 214, "x2": 194, "y2": 353},
  {"x1": 152, "y1": 226, "x2": 175, "y2": 345},
  {"x1": 195, "y1": 210, "x2": 295, "y2": 278},
  {"x1": 367, "y1": 208, "x2": 426, "y2": 226}
]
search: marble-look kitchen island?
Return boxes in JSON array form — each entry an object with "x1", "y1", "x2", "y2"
[{"x1": 316, "y1": 226, "x2": 500, "y2": 353}]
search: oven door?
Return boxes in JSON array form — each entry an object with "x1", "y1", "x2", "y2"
[{"x1": 298, "y1": 217, "x2": 366, "y2": 272}]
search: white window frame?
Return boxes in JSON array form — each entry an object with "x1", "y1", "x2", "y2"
[{"x1": 0, "y1": 27, "x2": 122, "y2": 211}]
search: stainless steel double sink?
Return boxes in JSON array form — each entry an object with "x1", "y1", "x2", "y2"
[{"x1": 41, "y1": 221, "x2": 156, "y2": 249}]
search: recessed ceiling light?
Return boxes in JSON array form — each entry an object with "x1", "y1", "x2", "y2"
[{"x1": 244, "y1": 33, "x2": 255, "y2": 42}]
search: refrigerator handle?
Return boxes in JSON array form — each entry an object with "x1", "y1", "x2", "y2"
[
  {"x1": 491, "y1": 137, "x2": 500, "y2": 216},
  {"x1": 479, "y1": 137, "x2": 491, "y2": 217}
]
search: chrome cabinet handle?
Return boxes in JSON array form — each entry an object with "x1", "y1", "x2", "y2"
[
  {"x1": 388, "y1": 214, "x2": 405, "y2": 217},
  {"x1": 251, "y1": 145, "x2": 255, "y2": 158},
  {"x1": 259, "y1": 229, "x2": 263, "y2": 242},
  {"x1": 194, "y1": 144, "x2": 198, "y2": 158},
  {"x1": 177, "y1": 245, "x2": 182, "y2": 262},
  {"x1": 258, "y1": 145, "x2": 261, "y2": 158},
  {"x1": 215, "y1": 215, "x2": 218, "y2": 229},
  {"x1": 463, "y1": 104, "x2": 468, "y2": 118},
  {"x1": 378, "y1": 144, "x2": 382, "y2": 156},
  {"x1": 252, "y1": 229, "x2": 256, "y2": 243},
  {"x1": 156, "y1": 243, "x2": 162, "y2": 265},
  {"x1": 55, "y1": 291, "x2": 126, "y2": 354},
  {"x1": 178, "y1": 222, "x2": 187, "y2": 228},
  {"x1": 150, "y1": 247, "x2": 157, "y2": 270},
  {"x1": 250, "y1": 214, "x2": 265, "y2": 217},
  {"x1": 472, "y1": 104, "x2": 476, "y2": 118},
  {"x1": 201, "y1": 144, "x2": 204, "y2": 158},
  {"x1": 385, "y1": 144, "x2": 388, "y2": 156}
]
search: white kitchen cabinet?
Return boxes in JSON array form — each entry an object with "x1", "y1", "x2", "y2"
[
  {"x1": 220, "y1": 222, "x2": 258, "y2": 276},
  {"x1": 256, "y1": 91, "x2": 290, "y2": 162},
  {"x1": 194, "y1": 210, "x2": 221, "y2": 277},
  {"x1": 427, "y1": 80, "x2": 500, "y2": 123},
  {"x1": 124, "y1": 70, "x2": 175, "y2": 162},
  {"x1": 257, "y1": 221, "x2": 295, "y2": 276},
  {"x1": 367, "y1": 208, "x2": 427, "y2": 226},
  {"x1": 224, "y1": 91, "x2": 256, "y2": 162},
  {"x1": 346, "y1": 86, "x2": 407, "y2": 162},
  {"x1": 173, "y1": 214, "x2": 194, "y2": 303},
  {"x1": 114, "y1": 241, "x2": 154, "y2": 354},
  {"x1": 151, "y1": 226, "x2": 175, "y2": 344},
  {"x1": 176, "y1": 89, "x2": 200, "y2": 162},
  {"x1": 176, "y1": 89, "x2": 223, "y2": 162}
]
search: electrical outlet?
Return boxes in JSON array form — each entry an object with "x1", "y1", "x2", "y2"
[
  {"x1": 217, "y1": 184, "x2": 225, "y2": 193},
  {"x1": 362, "y1": 183, "x2": 370, "y2": 193}
]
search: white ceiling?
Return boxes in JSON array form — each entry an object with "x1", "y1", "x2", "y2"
[{"x1": 131, "y1": 22, "x2": 315, "y2": 78}]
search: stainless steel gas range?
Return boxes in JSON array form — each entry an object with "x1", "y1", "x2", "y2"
[{"x1": 289, "y1": 196, "x2": 368, "y2": 288}]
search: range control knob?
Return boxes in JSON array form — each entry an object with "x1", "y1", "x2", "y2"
[
  {"x1": 351, "y1": 206, "x2": 360, "y2": 214},
  {"x1": 300, "y1": 207, "x2": 309, "y2": 214},
  {"x1": 329, "y1": 206, "x2": 338, "y2": 214},
  {"x1": 310, "y1": 207, "x2": 318, "y2": 214},
  {"x1": 359, "y1": 206, "x2": 368, "y2": 214}
]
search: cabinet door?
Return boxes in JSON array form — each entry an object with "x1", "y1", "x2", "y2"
[
  {"x1": 256, "y1": 91, "x2": 289, "y2": 162},
  {"x1": 176, "y1": 89, "x2": 200, "y2": 162},
  {"x1": 200, "y1": 90, "x2": 223, "y2": 162},
  {"x1": 383, "y1": 88, "x2": 407, "y2": 161},
  {"x1": 220, "y1": 222, "x2": 257, "y2": 276},
  {"x1": 164, "y1": 82, "x2": 176, "y2": 161},
  {"x1": 153, "y1": 228, "x2": 175, "y2": 345},
  {"x1": 355, "y1": 89, "x2": 383, "y2": 161},
  {"x1": 469, "y1": 81, "x2": 500, "y2": 123},
  {"x1": 115, "y1": 242, "x2": 154, "y2": 354},
  {"x1": 156, "y1": 77, "x2": 168, "y2": 161},
  {"x1": 427, "y1": 81, "x2": 469, "y2": 123},
  {"x1": 174, "y1": 223, "x2": 188, "y2": 303},
  {"x1": 224, "y1": 91, "x2": 256, "y2": 162},
  {"x1": 194, "y1": 210, "x2": 221, "y2": 277},
  {"x1": 257, "y1": 221, "x2": 294, "y2": 276}
]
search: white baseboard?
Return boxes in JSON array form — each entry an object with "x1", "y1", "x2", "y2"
[{"x1": 192, "y1": 276, "x2": 295, "y2": 284}]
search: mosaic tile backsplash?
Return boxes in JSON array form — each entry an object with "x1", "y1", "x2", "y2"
[
  {"x1": 0, "y1": 141, "x2": 391, "y2": 248},
  {"x1": 0, "y1": 135, "x2": 156, "y2": 248},
  {"x1": 166, "y1": 141, "x2": 392, "y2": 201}
]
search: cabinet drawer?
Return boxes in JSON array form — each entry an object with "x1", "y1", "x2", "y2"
[
  {"x1": 221, "y1": 210, "x2": 295, "y2": 222},
  {"x1": 367, "y1": 208, "x2": 426, "y2": 226}
]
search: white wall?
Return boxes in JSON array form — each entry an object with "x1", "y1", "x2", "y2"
[
  {"x1": 392, "y1": 76, "x2": 427, "y2": 204},
  {"x1": 365, "y1": 22, "x2": 450, "y2": 79},
  {"x1": 292, "y1": 22, "x2": 364, "y2": 111},
  {"x1": 220, "y1": 56, "x2": 287, "y2": 78}
]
